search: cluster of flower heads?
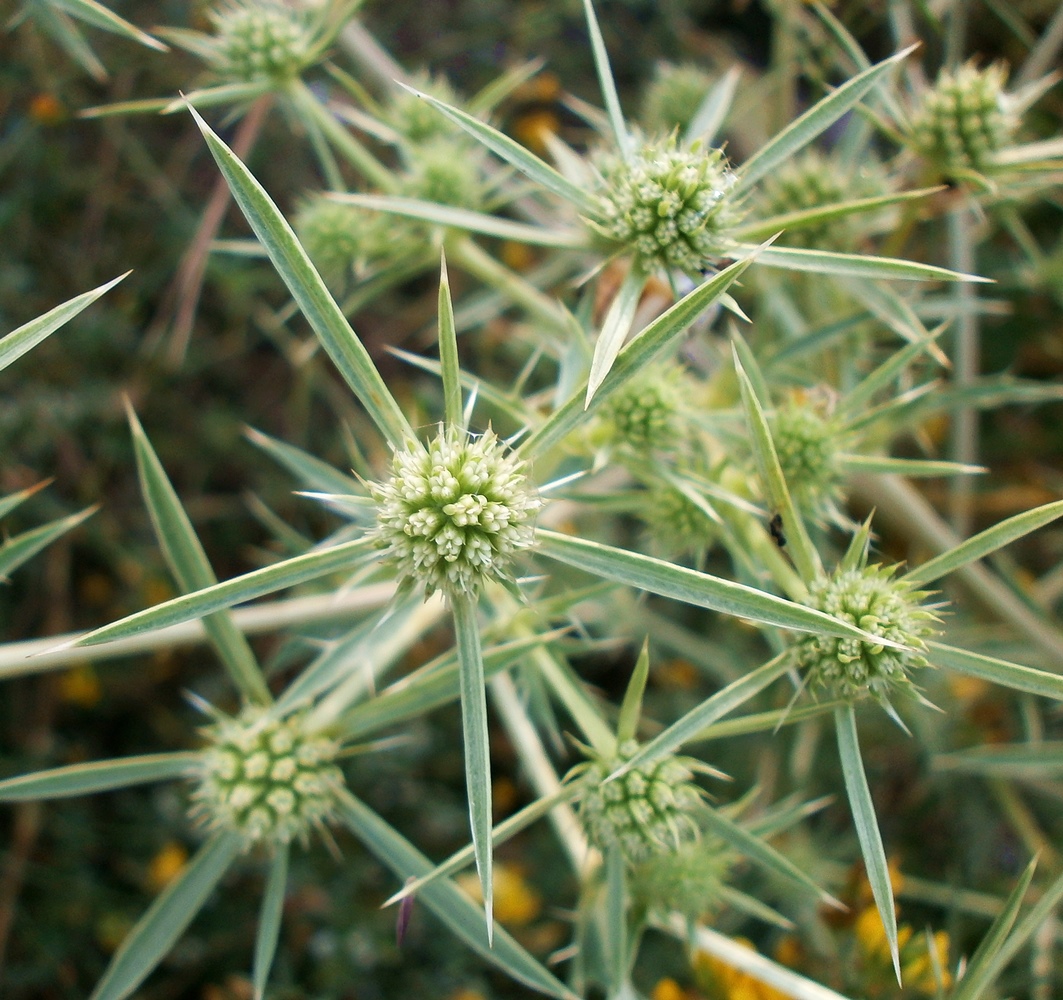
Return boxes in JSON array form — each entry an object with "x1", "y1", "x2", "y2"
[
  {"x1": 206, "y1": 0, "x2": 314, "y2": 84},
  {"x1": 592, "y1": 137, "x2": 742, "y2": 277},
  {"x1": 369, "y1": 426, "x2": 542, "y2": 598},
  {"x1": 191, "y1": 706, "x2": 345, "y2": 848},
  {"x1": 794, "y1": 564, "x2": 940, "y2": 703},
  {"x1": 576, "y1": 738, "x2": 703, "y2": 865},
  {"x1": 908, "y1": 61, "x2": 1014, "y2": 177}
]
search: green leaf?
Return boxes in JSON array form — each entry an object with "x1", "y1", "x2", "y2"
[
  {"x1": 0, "y1": 506, "x2": 96, "y2": 581},
  {"x1": 0, "y1": 273, "x2": 127, "y2": 373},
  {"x1": 69, "y1": 537, "x2": 375, "y2": 647},
  {"x1": 838, "y1": 454, "x2": 985, "y2": 477},
  {"x1": 245, "y1": 427, "x2": 363, "y2": 496},
  {"x1": 903, "y1": 499, "x2": 1063, "y2": 587},
  {"x1": 437, "y1": 254, "x2": 464, "y2": 429},
  {"x1": 739, "y1": 244, "x2": 990, "y2": 283},
  {"x1": 386, "y1": 787, "x2": 576, "y2": 905},
  {"x1": 253, "y1": 845, "x2": 289, "y2": 1000},
  {"x1": 90, "y1": 831, "x2": 243, "y2": 1000},
  {"x1": 329, "y1": 193, "x2": 585, "y2": 248},
  {"x1": 336, "y1": 790, "x2": 577, "y2": 1000},
  {"x1": 31, "y1": 3, "x2": 106, "y2": 81},
  {"x1": 934, "y1": 742, "x2": 1063, "y2": 778},
  {"x1": 127, "y1": 405, "x2": 270, "y2": 705},
  {"x1": 835, "y1": 334, "x2": 944, "y2": 419},
  {"x1": 698, "y1": 805, "x2": 838, "y2": 905},
  {"x1": 522, "y1": 251, "x2": 762, "y2": 458},
  {"x1": 834, "y1": 704, "x2": 899, "y2": 981},
  {"x1": 927, "y1": 642, "x2": 1063, "y2": 702},
  {"x1": 161, "y1": 82, "x2": 272, "y2": 114},
  {"x1": 48, "y1": 0, "x2": 167, "y2": 50},
  {"x1": 186, "y1": 104, "x2": 414, "y2": 447},
  {"x1": 732, "y1": 344, "x2": 821, "y2": 583},
  {"x1": 0, "y1": 753, "x2": 199, "y2": 801},
  {"x1": 582, "y1": 0, "x2": 632, "y2": 157},
  {"x1": 399, "y1": 85, "x2": 602, "y2": 216},
  {"x1": 950, "y1": 857, "x2": 1038, "y2": 1000},
  {"x1": 537, "y1": 530, "x2": 905, "y2": 644},
  {"x1": 0, "y1": 481, "x2": 48, "y2": 522},
  {"x1": 452, "y1": 592, "x2": 494, "y2": 939},
  {"x1": 334, "y1": 629, "x2": 567, "y2": 741},
  {"x1": 685, "y1": 65, "x2": 741, "y2": 147},
  {"x1": 732, "y1": 46, "x2": 915, "y2": 198},
  {"x1": 607, "y1": 653, "x2": 792, "y2": 780},
  {"x1": 734, "y1": 187, "x2": 943, "y2": 242},
  {"x1": 616, "y1": 638, "x2": 650, "y2": 744},
  {"x1": 586, "y1": 265, "x2": 647, "y2": 406}
]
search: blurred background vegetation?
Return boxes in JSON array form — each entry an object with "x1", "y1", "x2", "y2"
[{"x1": 1, "y1": 1, "x2": 1062, "y2": 997}]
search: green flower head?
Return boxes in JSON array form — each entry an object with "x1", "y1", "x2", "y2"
[
  {"x1": 909, "y1": 61, "x2": 1014, "y2": 177},
  {"x1": 769, "y1": 392, "x2": 844, "y2": 514},
  {"x1": 795, "y1": 564, "x2": 940, "y2": 703},
  {"x1": 592, "y1": 136, "x2": 742, "y2": 277},
  {"x1": 207, "y1": 0, "x2": 315, "y2": 84},
  {"x1": 191, "y1": 706, "x2": 345, "y2": 849},
  {"x1": 576, "y1": 738, "x2": 702, "y2": 865},
  {"x1": 631, "y1": 835, "x2": 731, "y2": 922},
  {"x1": 590, "y1": 362, "x2": 692, "y2": 458},
  {"x1": 369, "y1": 426, "x2": 542, "y2": 598},
  {"x1": 640, "y1": 62, "x2": 716, "y2": 135}
]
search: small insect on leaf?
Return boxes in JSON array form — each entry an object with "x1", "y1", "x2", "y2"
[
  {"x1": 769, "y1": 512, "x2": 787, "y2": 549},
  {"x1": 396, "y1": 877, "x2": 417, "y2": 946}
]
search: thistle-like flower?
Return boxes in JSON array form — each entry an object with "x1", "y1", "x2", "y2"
[
  {"x1": 575, "y1": 738, "x2": 702, "y2": 865},
  {"x1": 206, "y1": 0, "x2": 316, "y2": 84},
  {"x1": 631, "y1": 835, "x2": 731, "y2": 922},
  {"x1": 295, "y1": 194, "x2": 381, "y2": 291},
  {"x1": 794, "y1": 563, "x2": 940, "y2": 703},
  {"x1": 908, "y1": 62, "x2": 1014, "y2": 177},
  {"x1": 769, "y1": 393, "x2": 844, "y2": 515},
  {"x1": 591, "y1": 137, "x2": 742, "y2": 277},
  {"x1": 369, "y1": 426, "x2": 542, "y2": 598},
  {"x1": 191, "y1": 705, "x2": 345, "y2": 848},
  {"x1": 640, "y1": 62, "x2": 717, "y2": 135},
  {"x1": 589, "y1": 362, "x2": 693, "y2": 458}
]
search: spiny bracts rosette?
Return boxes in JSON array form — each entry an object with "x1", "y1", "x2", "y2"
[
  {"x1": 191, "y1": 706, "x2": 344, "y2": 849},
  {"x1": 591, "y1": 136, "x2": 742, "y2": 277},
  {"x1": 369, "y1": 426, "x2": 542, "y2": 598},
  {"x1": 795, "y1": 564, "x2": 941, "y2": 703},
  {"x1": 575, "y1": 738, "x2": 703, "y2": 865}
]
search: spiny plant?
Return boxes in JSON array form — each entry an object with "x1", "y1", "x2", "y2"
[{"x1": 3, "y1": 1, "x2": 1063, "y2": 999}]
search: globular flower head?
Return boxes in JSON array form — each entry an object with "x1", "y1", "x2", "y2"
[
  {"x1": 369, "y1": 426, "x2": 542, "y2": 598},
  {"x1": 206, "y1": 0, "x2": 316, "y2": 84},
  {"x1": 387, "y1": 72, "x2": 463, "y2": 145},
  {"x1": 640, "y1": 481, "x2": 719, "y2": 561},
  {"x1": 631, "y1": 835, "x2": 732, "y2": 922},
  {"x1": 640, "y1": 62, "x2": 715, "y2": 135},
  {"x1": 401, "y1": 138, "x2": 486, "y2": 210},
  {"x1": 768, "y1": 392, "x2": 844, "y2": 514},
  {"x1": 758, "y1": 149, "x2": 886, "y2": 250},
  {"x1": 592, "y1": 137, "x2": 742, "y2": 277},
  {"x1": 575, "y1": 738, "x2": 702, "y2": 865},
  {"x1": 795, "y1": 563, "x2": 940, "y2": 703},
  {"x1": 590, "y1": 362, "x2": 693, "y2": 459},
  {"x1": 909, "y1": 62, "x2": 1014, "y2": 177},
  {"x1": 295, "y1": 194, "x2": 381, "y2": 291},
  {"x1": 191, "y1": 706, "x2": 344, "y2": 849}
]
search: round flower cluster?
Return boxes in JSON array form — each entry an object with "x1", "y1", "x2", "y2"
[
  {"x1": 401, "y1": 139, "x2": 485, "y2": 210},
  {"x1": 631, "y1": 836, "x2": 731, "y2": 922},
  {"x1": 593, "y1": 138, "x2": 741, "y2": 276},
  {"x1": 592, "y1": 364, "x2": 690, "y2": 458},
  {"x1": 577, "y1": 739, "x2": 702, "y2": 865},
  {"x1": 369, "y1": 427, "x2": 542, "y2": 597},
  {"x1": 387, "y1": 72, "x2": 462, "y2": 145},
  {"x1": 759, "y1": 149, "x2": 885, "y2": 250},
  {"x1": 208, "y1": 0, "x2": 312, "y2": 84},
  {"x1": 910, "y1": 62, "x2": 1013, "y2": 176},
  {"x1": 295, "y1": 195, "x2": 378, "y2": 291},
  {"x1": 769, "y1": 397, "x2": 842, "y2": 512},
  {"x1": 640, "y1": 62, "x2": 715, "y2": 135},
  {"x1": 191, "y1": 706, "x2": 344, "y2": 848},
  {"x1": 795, "y1": 565, "x2": 940, "y2": 702},
  {"x1": 641, "y1": 482, "x2": 718, "y2": 560}
]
